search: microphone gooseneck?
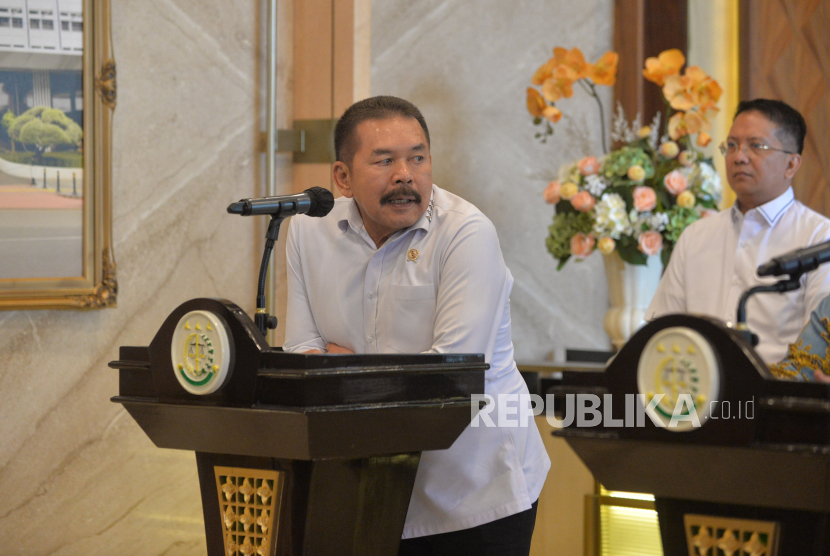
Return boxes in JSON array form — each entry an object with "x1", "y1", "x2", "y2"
[{"x1": 227, "y1": 187, "x2": 335, "y2": 339}]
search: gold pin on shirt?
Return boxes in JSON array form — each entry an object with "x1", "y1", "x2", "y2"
[{"x1": 407, "y1": 248, "x2": 420, "y2": 262}]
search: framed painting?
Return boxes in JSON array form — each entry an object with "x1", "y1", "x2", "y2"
[{"x1": 0, "y1": 0, "x2": 115, "y2": 310}]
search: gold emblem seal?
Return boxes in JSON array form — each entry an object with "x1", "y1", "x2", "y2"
[
  {"x1": 171, "y1": 310, "x2": 232, "y2": 395},
  {"x1": 407, "y1": 248, "x2": 419, "y2": 262},
  {"x1": 637, "y1": 327, "x2": 720, "y2": 431}
]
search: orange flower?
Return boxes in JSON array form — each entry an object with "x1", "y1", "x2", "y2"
[
  {"x1": 571, "y1": 233, "x2": 596, "y2": 258},
  {"x1": 570, "y1": 191, "x2": 595, "y2": 212},
  {"x1": 664, "y1": 66, "x2": 722, "y2": 111},
  {"x1": 587, "y1": 51, "x2": 618, "y2": 86},
  {"x1": 638, "y1": 231, "x2": 663, "y2": 256},
  {"x1": 643, "y1": 48, "x2": 685, "y2": 86},
  {"x1": 668, "y1": 112, "x2": 688, "y2": 140},
  {"x1": 697, "y1": 132, "x2": 712, "y2": 147},
  {"x1": 542, "y1": 72, "x2": 574, "y2": 102},
  {"x1": 532, "y1": 58, "x2": 557, "y2": 86},
  {"x1": 668, "y1": 111, "x2": 707, "y2": 140},
  {"x1": 561, "y1": 47, "x2": 589, "y2": 80},
  {"x1": 663, "y1": 75, "x2": 696, "y2": 111},
  {"x1": 552, "y1": 46, "x2": 569, "y2": 65},
  {"x1": 542, "y1": 105, "x2": 563, "y2": 123},
  {"x1": 526, "y1": 88, "x2": 546, "y2": 117}
]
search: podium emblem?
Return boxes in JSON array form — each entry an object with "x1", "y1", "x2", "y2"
[
  {"x1": 171, "y1": 310, "x2": 232, "y2": 395},
  {"x1": 637, "y1": 327, "x2": 720, "y2": 431}
]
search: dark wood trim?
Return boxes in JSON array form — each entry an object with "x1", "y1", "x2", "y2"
[{"x1": 613, "y1": 0, "x2": 688, "y2": 140}]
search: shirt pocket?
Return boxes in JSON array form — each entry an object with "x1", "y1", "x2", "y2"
[{"x1": 386, "y1": 284, "x2": 437, "y2": 353}]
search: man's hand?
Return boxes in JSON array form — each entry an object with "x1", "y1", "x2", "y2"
[
  {"x1": 326, "y1": 342, "x2": 354, "y2": 354},
  {"x1": 815, "y1": 370, "x2": 830, "y2": 383},
  {"x1": 302, "y1": 343, "x2": 354, "y2": 354}
]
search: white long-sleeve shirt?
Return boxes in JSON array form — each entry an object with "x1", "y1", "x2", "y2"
[
  {"x1": 646, "y1": 187, "x2": 830, "y2": 363},
  {"x1": 284, "y1": 184, "x2": 550, "y2": 538}
]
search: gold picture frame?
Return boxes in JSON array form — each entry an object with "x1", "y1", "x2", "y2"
[{"x1": 0, "y1": 0, "x2": 115, "y2": 310}]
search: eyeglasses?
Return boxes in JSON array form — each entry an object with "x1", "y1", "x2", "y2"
[{"x1": 719, "y1": 140, "x2": 796, "y2": 157}]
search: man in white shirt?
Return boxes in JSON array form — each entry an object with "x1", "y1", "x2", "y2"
[
  {"x1": 283, "y1": 96, "x2": 550, "y2": 555},
  {"x1": 647, "y1": 99, "x2": 830, "y2": 363}
]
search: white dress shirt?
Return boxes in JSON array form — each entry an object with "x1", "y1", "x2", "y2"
[
  {"x1": 646, "y1": 187, "x2": 830, "y2": 363},
  {"x1": 284, "y1": 185, "x2": 550, "y2": 538}
]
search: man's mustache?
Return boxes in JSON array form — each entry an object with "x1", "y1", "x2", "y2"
[{"x1": 380, "y1": 186, "x2": 422, "y2": 205}]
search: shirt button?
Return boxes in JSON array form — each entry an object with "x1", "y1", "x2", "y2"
[
  {"x1": 366, "y1": 336, "x2": 373, "y2": 343},
  {"x1": 367, "y1": 292, "x2": 373, "y2": 299}
]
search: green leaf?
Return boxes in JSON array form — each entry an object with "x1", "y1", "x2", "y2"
[{"x1": 616, "y1": 236, "x2": 648, "y2": 266}]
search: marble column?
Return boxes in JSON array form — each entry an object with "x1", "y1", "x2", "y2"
[
  {"x1": 0, "y1": 0, "x2": 267, "y2": 553},
  {"x1": 371, "y1": 0, "x2": 615, "y2": 360}
]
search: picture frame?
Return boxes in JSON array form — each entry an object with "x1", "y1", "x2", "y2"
[{"x1": 0, "y1": 0, "x2": 116, "y2": 310}]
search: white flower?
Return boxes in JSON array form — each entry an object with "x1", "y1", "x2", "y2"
[
  {"x1": 648, "y1": 212, "x2": 668, "y2": 231},
  {"x1": 627, "y1": 211, "x2": 667, "y2": 238},
  {"x1": 594, "y1": 193, "x2": 632, "y2": 239},
  {"x1": 697, "y1": 162, "x2": 722, "y2": 201},
  {"x1": 584, "y1": 174, "x2": 608, "y2": 197}
]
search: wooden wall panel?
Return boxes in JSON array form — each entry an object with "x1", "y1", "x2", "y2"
[
  {"x1": 292, "y1": 0, "x2": 371, "y2": 194},
  {"x1": 614, "y1": 0, "x2": 687, "y2": 139},
  {"x1": 741, "y1": 0, "x2": 830, "y2": 215}
]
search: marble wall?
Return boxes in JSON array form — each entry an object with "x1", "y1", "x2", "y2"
[
  {"x1": 0, "y1": 0, "x2": 615, "y2": 553},
  {"x1": 0, "y1": 0, "x2": 268, "y2": 553},
  {"x1": 371, "y1": 0, "x2": 615, "y2": 361}
]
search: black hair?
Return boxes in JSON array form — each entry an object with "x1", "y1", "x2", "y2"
[
  {"x1": 735, "y1": 98, "x2": 807, "y2": 154},
  {"x1": 334, "y1": 96, "x2": 430, "y2": 165}
]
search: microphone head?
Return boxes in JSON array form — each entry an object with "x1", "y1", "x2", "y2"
[
  {"x1": 304, "y1": 187, "x2": 335, "y2": 217},
  {"x1": 756, "y1": 260, "x2": 778, "y2": 277},
  {"x1": 227, "y1": 200, "x2": 246, "y2": 214}
]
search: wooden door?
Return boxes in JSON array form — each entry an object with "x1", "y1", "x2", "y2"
[{"x1": 741, "y1": 0, "x2": 830, "y2": 215}]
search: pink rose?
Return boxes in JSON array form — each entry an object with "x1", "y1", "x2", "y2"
[
  {"x1": 571, "y1": 233, "x2": 596, "y2": 259},
  {"x1": 570, "y1": 191, "x2": 595, "y2": 212},
  {"x1": 543, "y1": 180, "x2": 561, "y2": 204},
  {"x1": 633, "y1": 186, "x2": 657, "y2": 212},
  {"x1": 638, "y1": 231, "x2": 663, "y2": 256},
  {"x1": 578, "y1": 156, "x2": 600, "y2": 176},
  {"x1": 663, "y1": 169, "x2": 688, "y2": 195}
]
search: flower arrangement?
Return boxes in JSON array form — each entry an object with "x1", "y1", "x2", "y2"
[{"x1": 527, "y1": 47, "x2": 722, "y2": 269}]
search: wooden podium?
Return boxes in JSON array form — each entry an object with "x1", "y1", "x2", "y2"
[
  {"x1": 110, "y1": 298, "x2": 486, "y2": 556},
  {"x1": 552, "y1": 314, "x2": 830, "y2": 555}
]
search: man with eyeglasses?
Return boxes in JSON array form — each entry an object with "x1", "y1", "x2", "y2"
[{"x1": 646, "y1": 99, "x2": 830, "y2": 364}]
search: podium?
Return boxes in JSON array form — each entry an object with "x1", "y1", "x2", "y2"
[
  {"x1": 552, "y1": 314, "x2": 830, "y2": 555},
  {"x1": 110, "y1": 298, "x2": 486, "y2": 556}
]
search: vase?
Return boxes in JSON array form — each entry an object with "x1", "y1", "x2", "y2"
[{"x1": 602, "y1": 251, "x2": 663, "y2": 349}]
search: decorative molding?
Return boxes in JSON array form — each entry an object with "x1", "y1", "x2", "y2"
[
  {"x1": 95, "y1": 59, "x2": 117, "y2": 110},
  {"x1": 685, "y1": 513, "x2": 779, "y2": 556},
  {"x1": 214, "y1": 466, "x2": 284, "y2": 556},
  {"x1": 70, "y1": 249, "x2": 117, "y2": 308},
  {"x1": 0, "y1": 0, "x2": 117, "y2": 311}
]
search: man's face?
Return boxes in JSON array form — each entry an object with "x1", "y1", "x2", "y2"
[
  {"x1": 725, "y1": 110, "x2": 801, "y2": 211},
  {"x1": 333, "y1": 116, "x2": 433, "y2": 247}
]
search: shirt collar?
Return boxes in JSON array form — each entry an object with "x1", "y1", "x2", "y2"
[
  {"x1": 731, "y1": 187, "x2": 794, "y2": 226},
  {"x1": 336, "y1": 186, "x2": 436, "y2": 237}
]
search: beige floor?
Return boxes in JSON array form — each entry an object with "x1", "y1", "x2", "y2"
[{"x1": 530, "y1": 416, "x2": 596, "y2": 556}]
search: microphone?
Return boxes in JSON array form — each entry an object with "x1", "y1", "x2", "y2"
[
  {"x1": 227, "y1": 187, "x2": 335, "y2": 218},
  {"x1": 757, "y1": 239, "x2": 830, "y2": 277}
]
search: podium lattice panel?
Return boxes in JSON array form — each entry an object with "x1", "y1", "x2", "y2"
[
  {"x1": 684, "y1": 514, "x2": 779, "y2": 556},
  {"x1": 214, "y1": 466, "x2": 284, "y2": 556}
]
